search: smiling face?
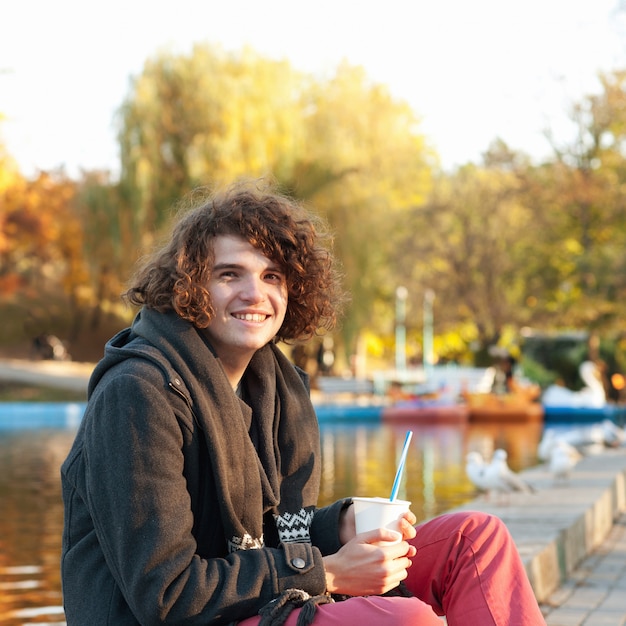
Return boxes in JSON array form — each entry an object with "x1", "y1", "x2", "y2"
[{"x1": 202, "y1": 235, "x2": 288, "y2": 386}]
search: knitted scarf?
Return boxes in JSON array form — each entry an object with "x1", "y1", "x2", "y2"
[{"x1": 132, "y1": 309, "x2": 321, "y2": 552}]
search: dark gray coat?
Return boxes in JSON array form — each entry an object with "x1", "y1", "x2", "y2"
[{"x1": 61, "y1": 309, "x2": 347, "y2": 625}]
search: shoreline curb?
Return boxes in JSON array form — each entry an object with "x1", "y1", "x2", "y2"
[{"x1": 447, "y1": 447, "x2": 626, "y2": 602}]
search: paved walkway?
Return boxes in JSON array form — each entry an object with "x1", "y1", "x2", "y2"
[{"x1": 539, "y1": 511, "x2": 626, "y2": 625}]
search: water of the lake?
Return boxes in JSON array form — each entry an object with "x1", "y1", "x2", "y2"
[{"x1": 0, "y1": 417, "x2": 544, "y2": 625}]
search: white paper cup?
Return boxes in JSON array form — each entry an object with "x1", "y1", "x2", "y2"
[{"x1": 352, "y1": 496, "x2": 411, "y2": 537}]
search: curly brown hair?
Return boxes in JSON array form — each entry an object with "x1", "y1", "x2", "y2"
[{"x1": 124, "y1": 180, "x2": 345, "y2": 342}]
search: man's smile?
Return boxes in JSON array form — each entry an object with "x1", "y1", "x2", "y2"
[{"x1": 232, "y1": 312, "x2": 270, "y2": 322}]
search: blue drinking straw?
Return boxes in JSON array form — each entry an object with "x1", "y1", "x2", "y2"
[{"x1": 389, "y1": 430, "x2": 413, "y2": 501}]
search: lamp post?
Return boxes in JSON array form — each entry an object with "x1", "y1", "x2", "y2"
[
  {"x1": 395, "y1": 286, "x2": 408, "y2": 376},
  {"x1": 423, "y1": 289, "x2": 435, "y2": 379}
]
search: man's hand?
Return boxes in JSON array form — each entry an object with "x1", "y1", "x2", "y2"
[{"x1": 324, "y1": 521, "x2": 417, "y2": 596}]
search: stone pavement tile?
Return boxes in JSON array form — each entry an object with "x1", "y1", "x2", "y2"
[
  {"x1": 547, "y1": 582, "x2": 578, "y2": 607},
  {"x1": 566, "y1": 587, "x2": 609, "y2": 608},
  {"x1": 543, "y1": 607, "x2": 587, "y2": 626},
  {"x1": 582, "y1": 614, "x2": 626, "y2": 626},
  {"x1": 600, "y1": 589, "x2": 626, "y2": 611}
]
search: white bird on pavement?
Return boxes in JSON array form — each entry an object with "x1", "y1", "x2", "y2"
[
  {"x1": 465, "y1": 451, "x2": 489, "y2": 492},
  {"x1": 538, "y1": 430, "x2": 585, "y2": 461},
  {"x1": 484, "y1": 449, "x2": 535, "y2": 497},
  {"x1": 539, "y1": 421, "x2": 625, "y2": 460},
  {"x1": 537, "y1": 430, "x2": 559, "y2": 462},
  {"x1": 549, "y1": 440, "x2": 582, "y2": 483},
  {"x1": 600, "y1": 419, "x2": 626, "y2": 448}
]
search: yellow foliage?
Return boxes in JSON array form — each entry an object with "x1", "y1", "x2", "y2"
[
  {"x1": 363, "y1": 331, "x2": 386, "y2": 359},
  {"x1": 0, "y1": 170, "x2": 85, "y2": 299}
]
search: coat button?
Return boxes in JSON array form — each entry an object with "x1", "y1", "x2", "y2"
[{"x1": 291, "y1": 557, "x2": 306, "y2": 569}]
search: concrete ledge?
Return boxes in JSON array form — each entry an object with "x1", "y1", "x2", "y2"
[
  {"x1": 446, "y1": 447, "x2": 626, "y2": 602},
  {"x1": 0, "y1": 358, "x2": 93, "y2": 393}
]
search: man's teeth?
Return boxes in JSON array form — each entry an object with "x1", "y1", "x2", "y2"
[{"x1": 234, "y1": 313, "x2": 266, "y2": 322}]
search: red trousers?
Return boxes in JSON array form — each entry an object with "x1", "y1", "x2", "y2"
[{"x1": 240, "y1": 511, "x2": 546, "y2": 626}]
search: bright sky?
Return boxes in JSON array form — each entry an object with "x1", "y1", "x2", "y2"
[{"x1": 1, "y1": 0, "x2": 625, "y2": 178}]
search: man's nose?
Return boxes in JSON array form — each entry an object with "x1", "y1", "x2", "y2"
[{"x1": 240, "y1": 276, "x2": 266, "y2": 301}]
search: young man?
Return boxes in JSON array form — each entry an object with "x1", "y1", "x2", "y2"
[{"x1": 61, "y1": 180, "x2": 546, "y2": 625}]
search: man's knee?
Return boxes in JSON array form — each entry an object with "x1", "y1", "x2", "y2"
[{"x1": 440, "y1": 510, "x2": 507, "y2": 535}]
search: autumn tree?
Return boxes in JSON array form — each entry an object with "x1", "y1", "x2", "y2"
[
  {"x1": 287, "y1": 62, "x2": 435, "y2": 365},
  {"x1": 0, "y1": 169, "x2": 90, "y2": 343},
  {"x1": 74, "y1": 171, "x2": 132, "y2": 331},
  {"x1": 0, "y1": 129, "x2": 22, "y2": 295},
  {"x1": 116, "y1": 45, "x2": 304, "y2": 251},
  {"x1": 115, "y1": 48, "x2": 435, "y2": 369},
  {"x1": 394, "y1": 67, "x2": 626, "y2": 366},
  {"x1": 533, "y1": 69, "x2": 626, "y2": 332},
  {"x1": 398, "y1": 160, "x2": 534, "y2": 362}
]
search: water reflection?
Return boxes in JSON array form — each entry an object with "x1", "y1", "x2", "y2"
[
  {"x1": 465, "y1": 421, "x2": 545, "y2": 473},
  {"x1": 318, "y1": 422, "x2": 477, "y2": 521},
  {"x1": 0, "y1": 429, "x2": 72, "y2": 625},
  {"x1": 0, "y1": 420, "x2": 543, "y2": 625}
]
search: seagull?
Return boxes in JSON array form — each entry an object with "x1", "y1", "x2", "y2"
[
  {"x1": 540, "y1": 422, "x2": 623, "y2": 458},
  {"x1": 537, "y1": 430, "x2": 558, "y2": 462},
  {"x1": 465, "y1": 451, "x2": 489, "y2": 492},
  {"x1": 538, "y1": 430, "x2": 585, "y2": 462},
  {"x1": 601, "y1": 419, "x2": 626, "y2": 448},
  {"x1": 549, "y1": 440, "x2": 582, "y2": 484},
  {"x1": 484, "y1": 449, "x2": 535, "y2": 498},
  {"x1": 558, "y1": 427, "x2": 596, "y2": 449}
]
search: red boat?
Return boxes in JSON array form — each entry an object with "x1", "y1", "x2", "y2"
[{"x1": 382, "y1": 400, "x2": 469, "y2": 425}]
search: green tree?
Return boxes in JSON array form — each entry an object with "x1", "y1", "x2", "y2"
[
  {"x1": 116, "y1": 48, "x2": 435, "y2": 369},
  {"x1": 535, "y1": 69, "x2": 626, "y2": 332},
  {"x1": 400, "y1": 161, "x2": 534, "y2": 362},
  {"x1": 290, "y1": 62, "x2": 435, "y2": 364},
  {"x1": 117, "y1": 45, "x2": 304, "y2": 249},
  {"x1": 74, "y1": 171, "x2": 131, "y2": 331}
]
